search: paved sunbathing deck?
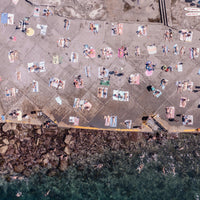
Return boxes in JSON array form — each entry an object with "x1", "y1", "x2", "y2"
[{"x1": 0, "y1": 0, "x2": 200, "y2": 132}]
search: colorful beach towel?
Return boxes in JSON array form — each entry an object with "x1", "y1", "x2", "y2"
[{"x1": 147, "y1": 45, "x2": 157, "y2": 55}]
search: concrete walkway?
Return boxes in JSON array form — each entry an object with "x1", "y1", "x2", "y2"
[{"x1": 0, "y1": 0, "x2": 200, "y2": 133}]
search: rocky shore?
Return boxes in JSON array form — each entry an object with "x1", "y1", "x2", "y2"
[
  {"x1": 0, "y1": 123, "x2": 169, "y2": 178},
  {"x1": 0, "y1": 122, "x2": 199, "y2": 181}
]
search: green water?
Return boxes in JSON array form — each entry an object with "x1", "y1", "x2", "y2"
[{"x1": 1, "y1": 134, "x2": 200, "y2": 200}]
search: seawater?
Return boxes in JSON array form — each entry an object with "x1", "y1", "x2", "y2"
[{"x1": 1, "y1": 134, "x2": 200, "y2": 200}]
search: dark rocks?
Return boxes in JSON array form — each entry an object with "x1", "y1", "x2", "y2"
[
  {"x1": 59, "y1": 158, "x2": 68, "y2": 171},
  {"x1": 2, "y1": 123, "x2": 16, "y2": 132},
  {"x1": 46, "y1": 168, "x2": 59, "y2": 177},
  {"x1": 14, "y1": 164, "x2": 25, "y2": 173},
  {"x1": 64, "y1": 135, "x2": 72, "y2": 145},
  {"x1": 23, "y1": 169, "x2": 31, "y2": 177},
  {"x1": 0, "y1": 123, "x2": 172, "y2": 178},
  {"x1": 0, "y1": 156, "x2": 5, "y2": 167},
  {"x1": 64, "y1": 146, "x2": 71, "y2": 155},
  {"x1": 0, "y1": 145, "x2": 8, "y2": 154},
  {"x1": 3, "y1": 138, "x2": 9, "y2": 145}
]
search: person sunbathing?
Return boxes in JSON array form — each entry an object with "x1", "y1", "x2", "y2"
[
  {"x1": 74, "y1": 99, "x2": 80, "y2": 109},
  {"x1": 72, "y1": 53, "x2": 77, "y2": 60},
  {"x1": 160, "y1": 79, "x2": 168, "y2": 89},
  {"x1": 83, "y1": 49, "x2": 89, "y2": 57},
  {"x1": 135, "y1": 46, "x2": 140, "y2": 56},
  {"x1": 177, "y1": 82, "x2": 182, "y2": 93},
  {"x1": 164, "y1": 30, "x2": 169, "y2": 40},
  {"x1": 89, "y1": 23, "x2": 94, "y2": 31},
  {"x1": 153, "y1": 90, "x2": 161, "y2": 97},
  {"x1": 185, "y1": 119, "x2": 192, "y2": 125},
  {"x1": 194, "y1": 48, "x2": 198, "y2": 57},
  {"x1": 86, "y1": 67, "x2": 90, "y2": 77},
  {"x1": 79, "y1": 79, "x2": 83, "y2": 87},
  {"x1": 58, "y1": 80, "x2": 64, "y2": 89},
  {"x1": 98, "y1": 88, "x2": 102, "y2": 97},
  {"x1": 111, "y1": 116, "x2": 116, "y2": 127},
  {"x1": 84, "y1": 101, "x2": 92, "y2": 110},
  {"x1": 103, "y1": 88, "x2": 107, "y2": 98},
  {"x1": 73, "y1": 80, "x2": 79, "y2": 88},
  {"x1": 124, "y1": 47, "x2": 128, "y2": 58},
  {"x1": 58, "y1": 39, "x2": 64, "y2": 47},
  {"x1": 181, "y1": 97, "x2": 187, "y2": 107},
  {"x1": 188, "y1": 82, "x2": 193, "y2": 91},
  {"x1": 124, "y1": 92, "x2": 129, "y2": 101},
  {"x1": 180, "y1": 46, "x2": 185, "y2": 56},
  {"x1": 104, "y1": 115, "x2": 110, "y2": 126},
  {"x1": 100, "y1": 68, "x2": 105, "y2": 77},
  {"x1": 166, "y1": 107, "x2": 170, "y2": 114},
  {"x1": 118, "y1": 93, "x2": 123, "y2": 100},
  {"x1": 128, "y1": 76, "x2": 134, "y2": 84}
]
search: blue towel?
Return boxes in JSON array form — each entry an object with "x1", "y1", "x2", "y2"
[{"x1": 1, "y1": 13, "x2": 8, "y2": 24}]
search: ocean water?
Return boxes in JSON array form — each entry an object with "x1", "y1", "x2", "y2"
[{"x1": 1, "y1": 134, "x2": 200, "y2": 200}]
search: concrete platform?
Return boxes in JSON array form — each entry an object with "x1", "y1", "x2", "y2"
[{"x1": 0, "y1": 0, "x2": 200, "y2": 132}]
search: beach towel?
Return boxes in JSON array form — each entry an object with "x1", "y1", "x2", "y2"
[
  {"x1": 12, "y1": 0, "x2": 19, "y2": 5},
  {"x1": 71, "y1": 52, "x2": 78, "y2": 63},
  {"x1": 17, "y1": 110, "x2": 22, "y2": 121},
  {"x1": 16, "y1": 72, "x2": 21, "y2": 81},
  {"x1": 187, "y1": 82, "x2": 193, "y2": 91},
  {"x1": 177, "y1": 64, "x2": 183, "y2": 72},
  {"x1": 166, "y1": 107, "x2": 175, "y2": 119},
  {"x1": 97, "y1": 87, "x2": 108, "y2": 98},
  {"x1": 69, "y1": 116, "x2": 79, "y2": 126},
  {"x1": 94, "y1": 24, "x2": 99, "y2": 33},
  {"x1": 124, "y1": 120, "x2": 132, "y2": 129},
  {"x1": 129, "y1": 74, "x2": 140, "y2": 85},
  {"x1": 36, "y1": 24, "x2": 48, "y2": 35},
  {"x1": 49, "y1": 77, "x2": 65, "y2": 89},
  {"x1": 85, "y1": 66, "x2": 91, "y2": 77},
  {"x1": 145, "y1": 70, "x2": 153, "y2": 76},
  {"x1": 113, "y1": 90, "x2": 129, "y2": 101},
  {"x1": 55, "y1": 96, "x2": 62, "y2": 105},
  {"x1": 137, "y1": 25, "x2": 147, "y2": 37},
  {"x1": 180, "y1": 97, "x2": 188, "y2": 108},
  {"x1": 153, "y1": 89, "x2": 162, "y2": 98},
  {"x1": 101, "y1": 47, "x2": 113, "y2": 59},
  {"x1": 64, "y1": 19, "x2": 70, "y2": 30},
  {"x1": 34, "y1": 7, "x2": 40, "y2": 17},
  {"x1": 53, "y1": 55, "x2": 59, "y2": 64},
  {"x1": 182, "y1": 115, "x2": 193, "y2": 125},
  {"x1": 100, "y1": 80, "x2": 110, "y2": 86},
  {"x1": 5, "y1": 88, "x2": 17, "y2": 97},
  {"x1": 7, "y1": 14, "x2": 14, "y2": 25},
  {"x1": 113, "y1": 90, "x2": 119, "y2": 101},
  {"x1": 180, "y1": 29, "x2": 193, "y2": 42},
  {"x1": 110, "y1": 116, "x2": 117, "y2": 127},
  {"x1": 32, "y1": 80, "x2": 39, "y2": 92},
  {"x1": 8, "y1": 50, "x2": 18, "y2": 63},
  {"x1": 1, "y1": 13, "x2": 8, "y2": 24},
  {"x1": 118, "y1": 48, "x2": 124, "y2": 58},
  {"x1": 38, "y1": 61, "x2": 46, "y2": 72},
  {"x1": 98, "y1": 67, "x2": 109, "y2": 79},
  {"x1": 118, "y1": 23, "x2": 123, "y2": 35},
  {"x1": 147, "y1": 45, "x2": 157, "y2": 54},
  {"x1": 104, "y1": 116, "x2": 110, "y2": 126}
]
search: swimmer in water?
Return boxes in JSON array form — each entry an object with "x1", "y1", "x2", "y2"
[
  {"x1": 45, "y1": 190, "x2": 51, "y2": 196},
  {"x1": 16, "y1": 192, "x2": 22, "y2": 197}
]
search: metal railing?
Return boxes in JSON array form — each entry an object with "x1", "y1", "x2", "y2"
[{"x1": 159, "y1": 0, "x2": 168, "y2": 26}]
